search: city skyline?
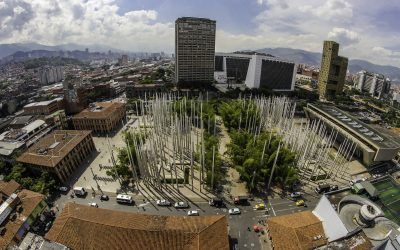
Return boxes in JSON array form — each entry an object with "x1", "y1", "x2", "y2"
[{"x1": 1, "y1": 0, "x2": 400, "y2": 67}]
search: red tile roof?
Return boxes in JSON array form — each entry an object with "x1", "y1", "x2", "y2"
[{"x1": 46, "y1": 203, "x2": 229, "y2": 250}]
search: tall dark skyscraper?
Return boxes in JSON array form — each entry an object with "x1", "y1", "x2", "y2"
[
  {"x1": 175, "y1": 17, "x2": 216, "y2": 84},
  {"x1": 318, "y1": 41, "x2": 348, "y2": 100}
]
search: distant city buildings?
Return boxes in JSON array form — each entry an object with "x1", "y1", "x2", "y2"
[
  {"x1": 17, "y1": 130, "x2": 95, "y2": 183},
  {"x1": 175, "y1": 17, "x2": 216, "y2": 84},
  {"x1": 39, "y1": 66, "x2": 64, "y2": 85},
  {"x1": 353, "y1": 70, "x2": 391, "y2": 99},
  {"x1": 214, "y1": 52, "x2": 297, "y2": 91},
  {"x1": 119, "y1": 54, "x2": 128, "y2": 65},
  {"x1": 72, "y1": 102, "x2": 125, "y2": 134},
  {"x1": 318, "y1": 41, "x2": 348, "y2": 100}
]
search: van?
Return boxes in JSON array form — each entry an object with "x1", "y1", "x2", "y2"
[
  {"x1": 116, "y1": 194, "x2": 134, "y2": 204},
  {"x1": 73, "y1": 187, "x2": 87, "y2": 196}
]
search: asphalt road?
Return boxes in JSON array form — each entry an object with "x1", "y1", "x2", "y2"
[{"x1": 53, "y1": 191, "x2": 320, "y2": 250}]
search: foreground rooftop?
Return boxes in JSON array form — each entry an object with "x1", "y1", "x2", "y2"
[{"x1": 46, "y1": 203, "x2": 229, "y2": 250}]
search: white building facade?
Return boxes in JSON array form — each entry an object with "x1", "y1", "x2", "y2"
[{"x1": 214, "y1": 53, "x2": 297, "y2": 91}]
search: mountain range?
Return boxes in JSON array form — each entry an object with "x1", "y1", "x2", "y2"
[
  {"x1": 0, "y1": 43, "x2": 124, "y2": 59},
  {"x1": 256, "y1": 47, "x2": 400, "y2": 83},
  {"x1": 1, "y1": 43, "x2": 399, "y2": 83}
]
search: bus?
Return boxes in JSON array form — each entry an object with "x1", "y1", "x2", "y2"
[{"x1": 116, "y1": 194, "x2": 134, "y2": 204}]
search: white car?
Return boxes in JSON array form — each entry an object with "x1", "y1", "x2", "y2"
[
  {"x1": 229, "y1": 208, "x2": 241, "y2": 215},
  {"x1": 174, "y1": 201, "x2": 189, "y2": 208},
  {"x1": 156, "y1": 199, "x2": 171, "y2": 206},
  {"x1": 187, "y1": 210, "x2": 199, "y2": 216},
  {"x1": 290, "y1": 192, "x2": 302, "y2": 198},
  {"x1": 59, "y1": 186, "x2": 68, "y2": 192},
  {"x1": 89, "y1": 202, "x2": 98, "y2": 208}
]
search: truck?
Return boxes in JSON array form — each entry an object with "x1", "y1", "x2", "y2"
[
  {"x1": 233, "y1": 196, "x2": 249, "y2": 205},
  {"x1": 315, "y1": 184, "x2": 330, "y2": 194},
  {"x1": 209, "y1": 198, "x2": 224, "y2": 207},
  {"x1": 73, "y1": 187, "x2": 87, "y2": 196}
]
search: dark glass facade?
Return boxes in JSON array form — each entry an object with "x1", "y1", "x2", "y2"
[
  {"x1": 215, "y1": 56, "x2": 224, "y2": 71},
  {"x1": 259, "y1": 60, "x2": 294, "y2": 90},
  {"x1": 226, "y1": 58, "x2": 250, "y2": 82}
]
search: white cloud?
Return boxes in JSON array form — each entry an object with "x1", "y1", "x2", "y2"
[
  {"x1": 1, "y1": 0, "x2": 173, "y2": 52},
  {"x1": 300, "y1": 0, "x2": 353, "y2": 21},
  {"x1": 328, "y1": 27, "x2": 360, "y2": 46}
]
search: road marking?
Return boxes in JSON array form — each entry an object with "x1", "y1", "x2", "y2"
[
  {"x1": 268, "y1": 200, "x2": 276, "y2": 216},
  {"x1": 238, "y1": 231, "x2": 241, "y2": 238},
  {"x1": 257, "y1": 215, "x2": 270, "y2": 218},
  {"x1": 274, "y1": 207, "x2": 300, "y2": 212},
  {"x1": 269, "y1": 200, "x2": 293, "y2": 206}
]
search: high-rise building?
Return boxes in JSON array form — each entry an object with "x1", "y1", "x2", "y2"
[
  {"x1": 353, "y1": 71, "x2": 391, "y2": 99},
  {"x1": 175, "y1": 17, "x2": 216, "y2": 84},
  {"x1": 318, "y1": 41, "x2": 348, "y2": 100},
  {"x1": 39, "y1": 66, "x2": 64, "y2": 85}
]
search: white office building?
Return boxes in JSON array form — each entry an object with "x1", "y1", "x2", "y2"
[{"x1": 214, "y1": 52, "x2": 297, "y2": 91}]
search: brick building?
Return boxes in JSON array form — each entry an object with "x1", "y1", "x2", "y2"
[
  {"x1": 72, "y1": 102, "x2": 125, "y2": 134},
  {"x1": 23, "y1": 98, "x2": 64, "y2": 116},
  {"x1": 16, "y1": 130, "x2": 95, "y2": 183}
]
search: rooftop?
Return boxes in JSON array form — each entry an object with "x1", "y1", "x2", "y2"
[
  {"x1": 308, "y1": 104, "x2": 400, "y2": 149},
  {"x1": 73, "y1": 102, "x2": 125, "y2": 119},
  {"x1": 17, "y1": 130, "x2": 91, "y2": 167},
  {"x1": 24, "y1": 98, "x2": 63, "y2": 108},
  {"x1": 268, "y1": 211, "x2": 327, "y2": 250},
  {"x1": 0, "y1": 181, "x2": 45, "y2": 249},
  {"x1": 46, "y1": 202, "x2": 229, "y2": 250}
]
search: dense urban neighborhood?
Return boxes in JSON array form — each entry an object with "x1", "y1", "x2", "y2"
[{"x1": 1, "y1": 2, "x2": 400, "y2": 250}]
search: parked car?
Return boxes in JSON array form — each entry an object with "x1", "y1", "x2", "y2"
[
  {"x1": 157, "y1": 199, "x2": 171, "y2": 206},
  {"x1": 44, "y1": 221, "x2": 53, "y2": 232},
  {"x1": 174, "y1": 201, "x2": 189, "y2": 208},
  {"x1": 229, "y1": 208, "x2": 241, "y2": 215},
  {"x1": 89, "y1": 202, "x2": 98, "y2": 208},
  {"x1": 187, "y1": 210, "x2": 199, "y2": 216},
  {"x1": 100, "y1": 195, "x2": 109, "y2": 201},
  {"x1": 59, "y1": 186, "x2": 68, "y2": 192},
  {"x1": 290, "y1": 192, "x2": 302, "y2": 198},
  {"x1": 296, "y1": 200, "x2": 305, "y2": 206}
]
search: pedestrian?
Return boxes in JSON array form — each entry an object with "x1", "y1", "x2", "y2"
[{"x1": 84, "y1": 177, "x2": 86, "y2": 181}]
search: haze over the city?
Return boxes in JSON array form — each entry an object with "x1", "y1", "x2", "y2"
[{"x1": 1, "y1": 0, "x2": 400, "y2": 67}]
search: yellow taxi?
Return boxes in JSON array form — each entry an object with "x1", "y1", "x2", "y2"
[
  {"x1": 296, "y1": 199, "x2": 305, "y2": 206},
  {"x1": 254, "y1": 203, "x2": 265, "y2": 210}
]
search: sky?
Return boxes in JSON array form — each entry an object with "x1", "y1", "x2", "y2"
[{"x1": 1, "y1": 0, "x2": 400, "y2": 67}]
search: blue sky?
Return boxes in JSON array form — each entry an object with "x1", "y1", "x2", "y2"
[{"x1": 1, "y1": 0, "x2": 400, "y2": 67}]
